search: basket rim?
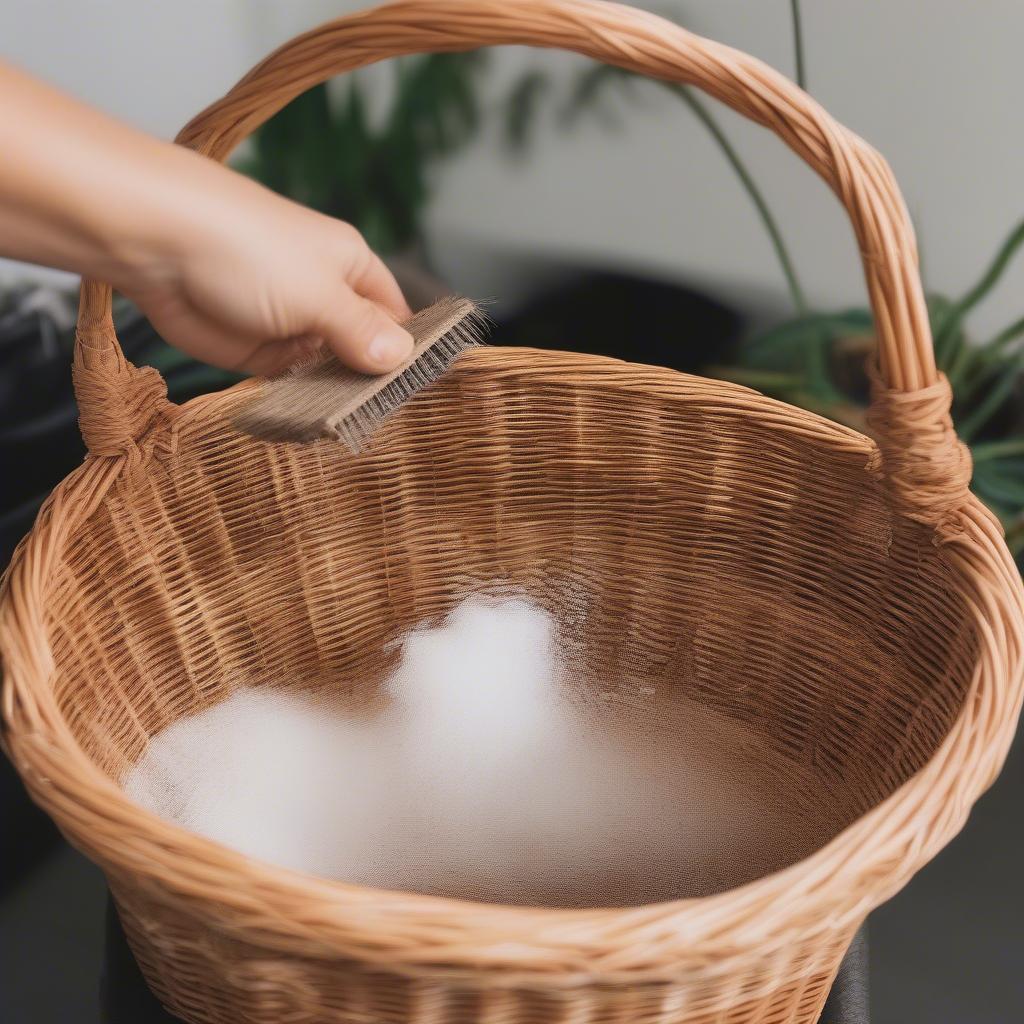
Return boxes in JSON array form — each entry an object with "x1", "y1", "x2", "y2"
[{"x1": 3, "y1": 349, "x2": 1022, "y2": 986}]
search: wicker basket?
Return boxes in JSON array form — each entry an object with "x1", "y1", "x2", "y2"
[{"x1": 3, "y1": 2, "x2": 1023, "y2": 1022}]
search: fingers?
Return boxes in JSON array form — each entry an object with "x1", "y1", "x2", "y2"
[
  {"x1": 141, "y1": 209, "x2": 416, "y2": 376},
  {"x1": 314, "y1": 286, "x2": 414, "y2": 375},
  {"x1": 142, "y1": 295, "x2": 260, "y2": 371},
  {"x1": 330, "y1": 218, "x2": 411, "y2": 321},
  {"x1": 146, "y1": 283, "x2": 411, "y2": 377},
  {"x1": 144, "y1": 296, "x2": 322, "y2": 376}
]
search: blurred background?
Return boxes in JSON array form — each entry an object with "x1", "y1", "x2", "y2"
[{"x1": 1, "y1": 2, "x2": 1021, "y2": 1023}]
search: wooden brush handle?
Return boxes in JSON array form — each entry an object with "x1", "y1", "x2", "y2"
[{"x1": 74, "y1": 0, "x2": 968, "y2": 520}]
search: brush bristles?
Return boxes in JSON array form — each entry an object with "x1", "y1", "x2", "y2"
[
  {"x1": 326, "y1": 324, "x2": 484, "y2": 452},
  {"x1": 232, "y1": 297, "x2": 487, "y2": 450}
]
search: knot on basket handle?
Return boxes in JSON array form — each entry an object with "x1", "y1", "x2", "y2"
[
  {"x1": 866, "y1": 367, "x2": 972, "y2": 535},
  {"x1": 74, "y1": 292, "x2": 173, "y2": 457}
]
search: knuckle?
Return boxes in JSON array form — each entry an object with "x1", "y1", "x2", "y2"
[{"x1": 335, "y1": 221, "x2": 367, "y2": 256}]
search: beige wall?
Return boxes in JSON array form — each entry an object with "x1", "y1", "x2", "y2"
[{"x1": 2, "y1": 1, "x2": 1021, "y2": 337}]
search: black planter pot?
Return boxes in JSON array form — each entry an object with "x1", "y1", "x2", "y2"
[{"x1": 489, "y1": 268, "x2": 744, "y2": 372}]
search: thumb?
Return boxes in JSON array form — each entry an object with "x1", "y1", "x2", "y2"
[{"x1": 317, "y1": 287, "x2": 414, "y2": 374}]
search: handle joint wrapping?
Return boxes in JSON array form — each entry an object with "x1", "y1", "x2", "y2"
[
  {"x1": 73, "y1": 323, "x2": 173, "y2": 458},
  {"x1": 866, "y1": 369, "x2": 973, "y2": 537}
]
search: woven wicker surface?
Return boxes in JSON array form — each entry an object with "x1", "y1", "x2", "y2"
[{"x1": 3, "y1": 2, "x2": 1023, "y2": 1023}]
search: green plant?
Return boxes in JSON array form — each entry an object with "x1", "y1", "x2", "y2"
[
  {"x1": 551, "y1": 6, "x2": 1023, "y2": 568},
  {"x1": 236, "y1": 53, "x2": 489, "y2": 256},
  {"x1": 728, "y1": 224, "x2": 1024, "y2": 564}
]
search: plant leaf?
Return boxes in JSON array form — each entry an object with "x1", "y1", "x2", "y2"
[{"x1": 503, "y1": 71, "x2": 551, "y2": 153}]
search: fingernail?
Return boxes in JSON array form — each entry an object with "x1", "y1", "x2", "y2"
[{"x1": 368, "y1": 327, "x2": 413, "y2": 370}]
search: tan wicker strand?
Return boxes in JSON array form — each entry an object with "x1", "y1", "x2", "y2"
[{"x1": 3, "y1": 3, "x2": 1024, "y2": 1024}]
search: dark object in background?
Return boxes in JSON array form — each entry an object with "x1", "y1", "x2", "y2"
[
  {"x1": 824, "y1": 928, "x2": 870, "y2": 1024},
  {"x1": 0, "y1": 296, "x2": 81, "y2": 895},
  {"x1": 489, "y1": 269, "x2": 744, "y2": 373},
  {"x1": 0, "y1": 299, "x2": 84, "y2": 569},
  {"x1": 0, "y1": 745, "x2": 60, "y2": 898}
]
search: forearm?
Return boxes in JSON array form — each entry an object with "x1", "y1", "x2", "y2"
[
  {"x1": 0, "y1": 60, "x2": 412, "y2": 374},
  {"x1": 0, "y1": 61, "x2": 234, "y2": 291}
]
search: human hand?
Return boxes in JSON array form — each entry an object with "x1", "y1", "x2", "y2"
[
  {"x1": 0, "y1": 62, "x2": 413, "y2": 377},
  {"x1": 117, "y1": 155, "x2": 414, "y2": 377}
]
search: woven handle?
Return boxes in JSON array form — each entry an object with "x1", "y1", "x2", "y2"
[{"x1": 74, "y1": 0, "x2": 970, "y2": 523}]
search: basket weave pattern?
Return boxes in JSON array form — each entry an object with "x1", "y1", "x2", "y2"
[{"x1": 3, "y1": 3, "x2": 1023, "y2": 1023}]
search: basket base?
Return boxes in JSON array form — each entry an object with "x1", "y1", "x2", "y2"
[{"x1": 100, "y1": 897, "x2": 870, "y2": 1024}]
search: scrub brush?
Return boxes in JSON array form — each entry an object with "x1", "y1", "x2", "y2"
[{"x1": 232, "y1": 296, "x2": 487, "y2": 450}]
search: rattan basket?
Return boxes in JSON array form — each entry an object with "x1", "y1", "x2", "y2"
[{"x1": 3, "y1": 2, "x2": 1023, "y2": 1023}]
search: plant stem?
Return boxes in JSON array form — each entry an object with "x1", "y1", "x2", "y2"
[
  {"x1": 971, "y1": 439, "x2": 1024, "y2": 462},
  {"x1": 662, "y1": 84, "x2": 807, "y2": 315},
  {"x1": 948, "y1": 313, "x2": 1024, "y2": 391},
  {"x1": 1006, "y1": 521, "x2": 1024, "y2": 561},
  {"x1": 934, "y1": 217, "x2": 1024, "y2": 363},
  {"x1": 985, "y1": 314, "x2": 1024, "y2": 355},
  {"x1": 790, "y1": 1, "x2": 807, "y2": 89},
  {"x1": 662, "y1": 83, "x2": 843, "y2": 399},
  {"x1": 958, "y1": 349, "x2": 1024, "y2": 442}
]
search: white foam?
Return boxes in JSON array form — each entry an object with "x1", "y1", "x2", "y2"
[{"x1": 123, "y1": 596, "x2": 842, "y2": 905}]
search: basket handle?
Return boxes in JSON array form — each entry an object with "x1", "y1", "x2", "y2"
[{"x1": 75, "y1": 0, "x2": 970, "y2": 525}]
